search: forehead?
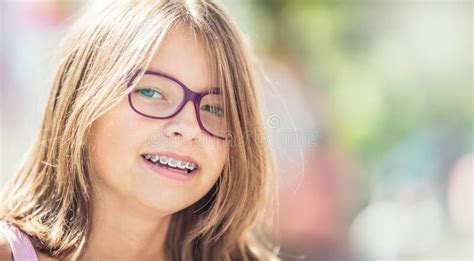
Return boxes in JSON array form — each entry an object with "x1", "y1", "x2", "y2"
[{"x1": 147, "y1": 24, "x2": 217, "y2": 92}]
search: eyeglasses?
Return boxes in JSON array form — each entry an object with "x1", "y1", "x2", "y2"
[{"x1": 127, "y1": 70, "x2": 227, "y2": 139}]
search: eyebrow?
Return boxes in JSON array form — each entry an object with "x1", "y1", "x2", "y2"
[{"x1": 147, "y1": 68, "x2": 220, "y2": 94}]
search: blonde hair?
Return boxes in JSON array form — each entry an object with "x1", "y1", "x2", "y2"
[{"x1": 0, "y1": 1, "x2": 279, "y2": 260}]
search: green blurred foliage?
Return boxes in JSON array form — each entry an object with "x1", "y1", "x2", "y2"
[{"x1": 225, "y1": 0, "x2": 472, "y2": 169}]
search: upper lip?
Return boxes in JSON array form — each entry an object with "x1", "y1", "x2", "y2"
[{"x1": 142, "y1": 151, "x2": 199, "y2": 167}]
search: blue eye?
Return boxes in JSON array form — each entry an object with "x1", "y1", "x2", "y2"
[
  {"x1": 136, "y1": 88, "x2": 164, "y2": 99},
  {"x1": 201, "y1": 104, "x2": 224, "y2": 117}
]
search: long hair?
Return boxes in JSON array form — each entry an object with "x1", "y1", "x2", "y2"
[{"x1": 0, "y1": 1, "x2": 279, "y2": 260}]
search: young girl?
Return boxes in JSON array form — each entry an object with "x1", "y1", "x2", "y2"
[{"x1": 0, "y1": 1, "x2": 279, "y2": 260}]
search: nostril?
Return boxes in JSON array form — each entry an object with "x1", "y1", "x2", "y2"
[{"x1": 172, "y1": 131, "x2": 183, "y2": 137}]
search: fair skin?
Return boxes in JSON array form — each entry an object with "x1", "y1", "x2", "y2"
[
  {"x1": 82, "y1": 25, "x2": 228, "y2": 260},
  {"x1": 0, "y1": 24, "x2": 228, "y2": 261}
]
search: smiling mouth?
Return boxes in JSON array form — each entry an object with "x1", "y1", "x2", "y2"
[{"x1": 141, "y1": 154, "x2": 198, "y2": 174}]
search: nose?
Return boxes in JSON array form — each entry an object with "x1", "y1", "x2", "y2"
[{"x1": 162, "y1": 101, "x2": 201, "y2": 141}]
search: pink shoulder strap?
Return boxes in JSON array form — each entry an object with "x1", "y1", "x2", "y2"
[{"x1": 0, "y1": 221, "x2": 38, "y2": 261}]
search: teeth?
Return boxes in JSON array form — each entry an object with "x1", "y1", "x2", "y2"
[
  {"x1": 145, "y1": 154, "x2": 197, "y2": 171},
  {"x1": 168, "y1": 159, "x2": 178, "y2": 167},
  {"x1": 185, "y1": 162, "x2": 196, "y2": 170},
  {"x1": 159, "y1": 156, "x2": 168, "y2": 164},
  {"x1": 177, "y1": 161, "x2": 187, "y2": 169}
]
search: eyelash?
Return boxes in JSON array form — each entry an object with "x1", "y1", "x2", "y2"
[
  {"x1": 136, "y1": 88, "x2": 164, "y2": 99},
  {"x1": 135, "y1": 87, "x2": 223, "y2": 116},
  {"x1": 201, "y1": 104, "x2": 224, "y2": 117}
]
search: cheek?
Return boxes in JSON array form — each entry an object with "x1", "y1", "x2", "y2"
[
  {"x1": 88, "y1": 100, "x2": 228, "y2": 213},
  {"x1": 204, "y1": 140, "x2": 228, "y2": 179},
  {"x1": 89, "y1": 106, "x2": 148, "y2": 190}
]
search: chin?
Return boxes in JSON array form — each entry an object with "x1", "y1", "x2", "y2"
[{"x1": 133, "y1": 189, "x2": 195, "y2": 216}]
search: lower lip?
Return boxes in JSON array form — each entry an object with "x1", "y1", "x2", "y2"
[{"x1": 141, "y1": 156, "x2": 198, "y2": 182}]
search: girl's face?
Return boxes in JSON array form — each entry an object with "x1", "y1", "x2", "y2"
[{"x1": 89, "y1": 25, "x2": 228, "y2": 215}]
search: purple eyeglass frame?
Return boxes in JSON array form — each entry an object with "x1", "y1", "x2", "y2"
[{"x1": 127, "y1": 69, "x2": 226, "y2": 140}]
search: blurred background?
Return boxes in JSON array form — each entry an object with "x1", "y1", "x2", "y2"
[{"x1": 0, "y1": 0, "x2": 472, "y2": 260}]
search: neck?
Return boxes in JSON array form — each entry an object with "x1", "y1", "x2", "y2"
[{"x1": 80, "y1": 187, "x2": 171, "y2": 260}]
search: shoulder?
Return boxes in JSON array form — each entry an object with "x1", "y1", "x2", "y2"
[{"x1": 0, "y1": 235, "x2": 13, "y2": 261}]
